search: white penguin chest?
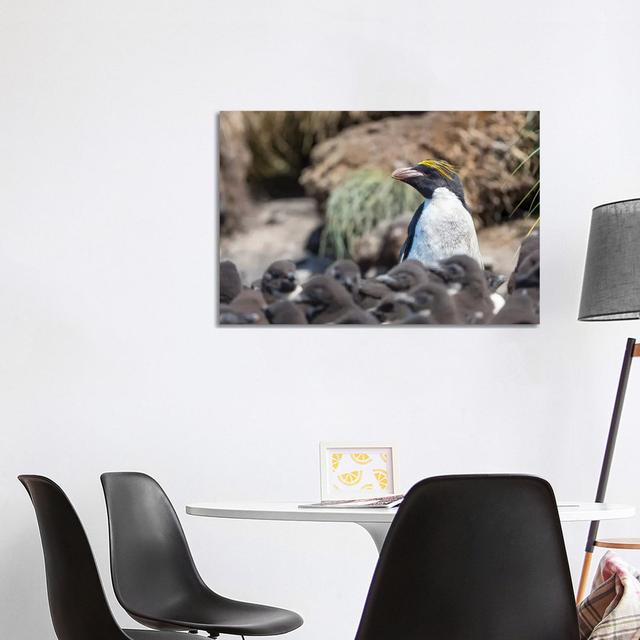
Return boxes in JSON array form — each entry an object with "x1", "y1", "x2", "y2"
[{"x1": 408, "y1": 188, "x2": 482, "y2": 266}]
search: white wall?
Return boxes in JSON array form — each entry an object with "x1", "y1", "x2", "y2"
[{"x1": 2, "y1": 1, "x2": 640, "y2": 638}]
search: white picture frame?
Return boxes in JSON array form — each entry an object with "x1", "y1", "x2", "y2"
[{"x1": 319, "y1": 442, "x2": 397, "y2": 501}]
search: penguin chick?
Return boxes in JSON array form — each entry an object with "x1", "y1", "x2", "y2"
[
  {"x1": 372, "y1": 293, "x2": 417, "y2": 323},
  {"x1": 483, "y1": 270, "x2": 507, "y2": 314},
  {"x1": 519, "y1": 230, "x2": 540, "y2": 261},
  {"x1": 225, "y1": 289, "x2": 268, "y2": 325},
  {"x1": 511, "y1": 249, "x2": 540, "y2": 316},
  {"x1": 392, "y1": 159, "x2": 483, "y2": 267},
  {"x1": 354, "y1": 278, "x2": 392, "y2": 310},
  {"x1": 490, "y1": 292, "x2": 506, "y2": 314},
  {"x1": 333, "y1": 308, "x2": 379, "y2": 325},
  {"x1": 219, "y1": 304, "x2": 261, "y2": 325},
  {"x1": 409, "y1": 281, "x2": 460, "y2": 324},
  {"x1": 261, "y1": 260, "x2": 298, "y2": 303},
  {"x1": 423, "y1": 264, "x2": 448, "y2": 286},
  {"x1": 508, "y1": 232, "x2": 540, "y2": 293},
  {"x1": 265, "y1": 299, "x2": 308, "y2": 325},
  {"x1": 375, "y1": 260, "x2": 430, "y2": 292},
  {"x1": 325, "y1": 259, "x2": 362, "y2": 295},
  {"x1": 514, "y1": 250, "x2": 540, "y2": 290},
  {"x1": 220, "y1": 260, "x2": 243, "y2": 304},
  {"x1": 484, "y1": 270, "x2": 506, "y2": 293},
  {"x1": 294, "y1": 276, "x2": 356, "y2": 324},
  {"x1": 491, "y1": 290, "x2": 538, "y2": 324},
  {"x1": 400, "y1": 310, "x2": 439, "y2": 324},
  {"x1": 431, "y1": 255, "x2": 493, "y2": 324}
]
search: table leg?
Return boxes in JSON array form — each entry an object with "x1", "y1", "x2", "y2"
[{"x1": 358, "y1": 523, "x2": 391, "y2": 553}]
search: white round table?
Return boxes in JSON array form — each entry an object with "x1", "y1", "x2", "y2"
[{"x1": 186, "y1": 501, "x2": 636, "y2": 553}]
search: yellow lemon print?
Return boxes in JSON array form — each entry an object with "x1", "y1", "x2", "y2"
[
  {"x1": 373, "y1": 469, "x2": 388, "y2": 490},
  {"x1": 380, "y1": 452, "x2": 388, "y2": 463},
  {"x1": 331, "y1": 453, "x2": 343, "y2": 471},
  {"x1": 338, "y1": 470, "x2": 363, "y2": 486},
  {"x1": 351, "y1": 453, "x2": 372, "y2": 465},
  {"x1": 362, "y1": 483, "x2": 374, "y2": 491}
]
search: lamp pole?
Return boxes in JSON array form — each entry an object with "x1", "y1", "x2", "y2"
[{"x1": 576, "y1": 337, "x2": 637, "y2": 602}]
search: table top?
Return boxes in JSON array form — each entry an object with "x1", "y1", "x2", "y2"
[{"x1": 186, "y1": 501, "x2": 636, "y2": 524}]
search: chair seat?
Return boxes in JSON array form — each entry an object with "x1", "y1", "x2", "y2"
[{"x1": 133, "y1": 596, "x2": 304, "y2": 636}]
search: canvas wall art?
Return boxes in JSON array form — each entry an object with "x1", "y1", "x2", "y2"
[{"x1": 218, "y1": 111, "x2": 540, "y2": 325}]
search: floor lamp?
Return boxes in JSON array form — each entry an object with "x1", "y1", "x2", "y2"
[{"x1": 576, "y1": 198, "x2": 640, "y2": 603}]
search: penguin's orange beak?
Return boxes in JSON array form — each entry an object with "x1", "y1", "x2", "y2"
[{"x1": 391, "y1": 166, "x2": 423, "y2": 182}]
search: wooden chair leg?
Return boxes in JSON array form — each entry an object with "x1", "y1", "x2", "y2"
[{"x1": 576, "y1": 551, "x2": 593, "y2": 603}]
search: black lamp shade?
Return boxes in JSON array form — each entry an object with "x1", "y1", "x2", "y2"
[{"x1": 579, "y1": 199, "x2": 640, "y2": 321}]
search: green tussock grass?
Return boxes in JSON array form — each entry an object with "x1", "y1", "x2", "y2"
[
  {"x1": 511, "y1": 111, "x2": 540, "y2": 219},
  {"x1": 320, "y1": 170, "x2": 422, "y2": 259},
  {"x1": 509, "y1": 111, "x2": 539, "y2": 240}
]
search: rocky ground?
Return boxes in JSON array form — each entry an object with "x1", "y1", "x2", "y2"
[{"x1": 220, "y1": 198, "x2": 320, "y2": 284}]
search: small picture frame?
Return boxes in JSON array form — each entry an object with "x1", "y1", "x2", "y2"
[{"x1": 319, "y1": 442, "x2": 397, "y2": 501}]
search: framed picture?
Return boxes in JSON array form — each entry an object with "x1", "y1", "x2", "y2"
[
  {"x1": 218, "y1": 111, "x2": 540, "y2": 326},
  {"x1": 319, "y1": 442, "x2": 397, "y2": 501}
]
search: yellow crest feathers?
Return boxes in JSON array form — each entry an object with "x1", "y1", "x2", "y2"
[{"x1": 417, "y1": 159, "x2": 457, "y2": 180}]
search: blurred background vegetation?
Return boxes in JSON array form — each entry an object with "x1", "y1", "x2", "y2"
[{"x1": 219, "y1": 111, "x2": 540, "y2": 281}]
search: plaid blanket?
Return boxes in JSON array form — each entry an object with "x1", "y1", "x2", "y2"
[{"x1": 578, "y1": 551, "x2": 640, "y2": 639}]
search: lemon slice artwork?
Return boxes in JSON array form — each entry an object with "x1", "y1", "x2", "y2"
[
  {"x1": 331, "y1": 453, "x2": 343, "y2": 471},
  {"x1": 373, "y1": 469, "x2": 388, "y2": 491},
  {"x1": 338, "y1": 470, "x2": 363, "y2": 486},
  {"x1": 351, "y1": 453, "x2": 372, "y2": 465}
]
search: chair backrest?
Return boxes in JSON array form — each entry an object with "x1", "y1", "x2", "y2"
[
  {"x1": 355, "y1": 475, "x2": 579, "y2": 640},
  {"x1": 100, "y1": 472, "x2": 208, "y2": 618},
  {"x1": 19, "y1": 475, "x2": 128, "y2": 640}
]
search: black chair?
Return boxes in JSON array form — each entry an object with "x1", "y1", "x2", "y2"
[
  {"x1": 19, "y1": 474, "x2": 185, "y2": 640},
  {"x1": 100, "y1": 472, "x2": 303, "y2": 638},
  {"x1": 355, "y1": 474, "x2": 579, "y2": 640}
]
